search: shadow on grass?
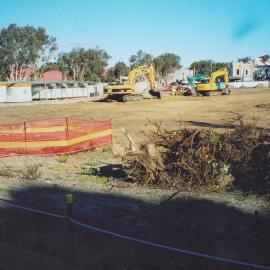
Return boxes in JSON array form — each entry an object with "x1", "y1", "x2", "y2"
[
  {"x1": 80, "y1": 163, "x2": 127, "y2": 180},
  {"x1": 183, "y1": 120, "x2": 270, "y2": 133},
  {"x1": 183, "y1": 120, "x2": 233, "y2": 129},
  {"x1": 0, "y1": 184, "x2": 270, "y2": 270},
  {"x1": 95, "y1": 164, "x2": 127, "y2": 179}
]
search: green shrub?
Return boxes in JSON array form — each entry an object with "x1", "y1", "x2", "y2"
[
  {"x1": 57, "y1": 154, "x2": 69, "y2": 163},
  {"x1": 21, "y1": 165, "x2": 41, "y2": 181}
]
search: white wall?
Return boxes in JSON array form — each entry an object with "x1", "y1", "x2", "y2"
[
  {"x1": 31, "y1": 82, "x2": 104, "y2": 100},
  {"x1": 167, "y1": 68, "x2": 194, "y2": 84},
  {"x1": 5, "y1": 85, "x2": 32, "y2": 102},
  {"x1": 231, "y1": 61, "x2": 256, "y2": 81},
  {"x1": 0, "y1": 85, "x2": 7, "y2": 102},
  {"x1": 0, "y1": 82, "x2": 105, "y2": 103},
  {"x1": 228, "y1": 80, "x2": 269, "y2": 88}
]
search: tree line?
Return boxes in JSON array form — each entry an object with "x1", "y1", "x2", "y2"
[
  {"x1": 106, "y1": 50, "x2": 181, "y2": 83},
  {"x1": 190, "y1": 60, "x2": 231, "y2": 75},
  {"x1": 0, "y1": 24, "x2": 110, "y2": 82},
  {"x1": 0, "y1": 24, "x2": 182, "y2": 82},
  {"x1": 1, "y1": 24, "x2": 269, "y2": 83}
]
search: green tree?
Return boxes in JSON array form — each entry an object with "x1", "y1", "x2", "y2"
[
  {"x1": 113, "y1": 61, "x2": 129, "y2": 78},
  {"x1": 190, "y1": 60, "x2": 230, "y2": 75},
  {"x1": 103, "y1": 68, "x2": 115, "y2": 82},
  {"x1": 237, "y1": 57, "x2": 251, "y2": 63},
  {"x1": 190, "y1": 60, "x2": 215, "y2": 75},
  {"x1": 259, "y1": 54, "x2": 270, "y2": 63},
  {"x1": 57, "y1": 47, "x2": 110, "y2": 81},
  {"x1": 154, "y1": 53, "x2": 181, "y2": 81},
  {"x1": 214, "y1": 62, "x2": 230, "y2": 71},
  {"x1": 0, "y1": 48, "x2": 9, "y2": 80},
  {"x1": 0, "y1": 24, "x2": 57, "y2": 81},
  {"x1": 129, "y1": 50, "x2": 153, "y2": 68},
  {"x1": 40, "y1": 62, "x2": 60, "y2": 72},
  {"x1": 103, "y1": 62, "x2": 129, "y2": 82},
  {"x1": 83, "y1": 48, "x2": 111, "y2": 81}
]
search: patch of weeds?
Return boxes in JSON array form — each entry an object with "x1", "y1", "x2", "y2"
[
  {"x1": 57, "y1": 154, "x2": 69, "y2": 163},
  {"x1": 0, "y1": 187, "x2": 7, "y2": 194},
  {"x1": 79, "y1": 173, "x2": 111, "y2": 184},
  {"x1": 102, "y1": 145, "x2": 112, "y2": 152},
  {"x1": 86, "y1": 166, "x2": 100, "y2": 176},
  {"x1": 99, "y1": 176, "x2": 111, "y2": 184},
  {"x1": 81, "y1": 160, "x2": 104, "y2": 176},
  {"x1": 159, "y1": 191, "x2": 180, "y2": 206},
  {"x1": 80, "y1": 160, "x2": 122, "y2": 184},
  {"x1": 221, "y1": 200, "x2": 231, "y2": 206},
  {"x1": 21, "y1": 164, "x2": 41, "y2": 181},
  {"x1": 0, "y1": 165, "x2": 15, "y2": 178},
  {"x1": 234, "y1": 192, "x2": 249, "y2": 202}
]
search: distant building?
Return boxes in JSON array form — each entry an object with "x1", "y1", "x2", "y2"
[
  {"x1": 230, "y1": 60, "x2": 255, "y2": 82},
  {"x1": 254, "y1": 57, "x2": 270, "y2": 81},
  {"x1": 41, "y1": 70, "x2": 63, "y2": 81},
  {"x1": 167, "y1": 68, "x2": 194, "y2": 84},
  {"x1": 229, "y1": 56, "x2": 270, "y2": 81}
]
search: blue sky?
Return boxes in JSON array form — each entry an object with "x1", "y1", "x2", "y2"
[{"x1": 1, "y1": 0, "x2": 270, "y2": 67}]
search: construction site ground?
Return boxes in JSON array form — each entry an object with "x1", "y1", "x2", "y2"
[{"x1": 0, "y1": 87, "x2": 270, "y2": 269}]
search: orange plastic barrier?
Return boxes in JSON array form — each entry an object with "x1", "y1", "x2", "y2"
[{"x1": 0, "y1": 118, "x2": 112, "y2": 157}]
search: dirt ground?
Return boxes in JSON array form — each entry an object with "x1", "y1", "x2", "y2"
[
  {"x1": 0, "y1": 88, "x2": 270, "y2": 147},
  {"x1": 0, "y1": 88, "x2": 270, "y2": 269}
]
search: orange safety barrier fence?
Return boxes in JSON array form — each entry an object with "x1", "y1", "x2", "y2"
[{"x1": 0, "y1": 118, "x2": 112, "y2": 157}]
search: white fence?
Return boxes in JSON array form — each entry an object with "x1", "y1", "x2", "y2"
[
  {"x1": 228, "y1": 80, "x2": 269, "y2": 88},
  {"x1": 32, "y1": 83, "x2": 104, "y2": 100},
  {"x1": 0, "y1": 82, "x2": 105, "y2": 103}
]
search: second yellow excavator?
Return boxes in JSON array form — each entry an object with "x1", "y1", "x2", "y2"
[
  {"x1": 196, "y1": 68, "x2": 230, "y2": 96},
  {"x1": 103, "y1": 65, "x2": 161, "y2": 102}
]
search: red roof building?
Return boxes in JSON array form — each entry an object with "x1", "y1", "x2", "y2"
[{"x1": 41, "y1": 70, "x2": 63, "y2": 81}]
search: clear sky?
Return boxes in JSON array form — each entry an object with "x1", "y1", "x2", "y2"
[{"x1": 1, "y1": 0, "x2": 270, "y2": 67}]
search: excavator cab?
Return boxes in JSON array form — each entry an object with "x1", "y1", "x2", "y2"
[{"x1": 200, "y1": 78, "x2": 210, "y2": 84}]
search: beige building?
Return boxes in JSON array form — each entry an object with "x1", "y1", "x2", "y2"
[{"x1": 230, "y1": 60, "x2": 255, "y2": 81}]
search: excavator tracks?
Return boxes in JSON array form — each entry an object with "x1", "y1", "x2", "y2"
[
  {"x1": 122, "y1": 94, "x2": 143, "y2": 102},
  {"x1": 199, "y1": 88, "x2": 231, "y2": 96}
]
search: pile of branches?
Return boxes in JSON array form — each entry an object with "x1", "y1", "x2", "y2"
[
  {"x1": 123, "y1": 115, "x2": 270, "y2": 193},
  {"x1": 228, "y1": 114, "x2": 270, "y2": 192}
]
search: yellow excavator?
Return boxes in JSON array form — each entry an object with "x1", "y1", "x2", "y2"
[
  {"x1": 103, "y1": 65, "x2": 161, "y2": 102},
  {"x1": 196, "y1": 68, "x2": 230, "y2": 96}
]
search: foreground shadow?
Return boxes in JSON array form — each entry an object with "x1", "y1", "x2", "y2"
[
  {"x1": 184, "y1": 120, "x2": 270, "y2": 133},
  {"x1": 0, "y1": 184, "x2": 270, "y2": 270},
  {"x1": 184, "y1": 120, "x2": 233, "y2": 129},
  {"x1": 91, "y1": 164, "x2": 127, "y2": 179}
]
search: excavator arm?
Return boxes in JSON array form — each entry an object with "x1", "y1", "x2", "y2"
[
  {"x1": 103, "y1": 65, "x2": 160, "y2": 101},
  {"x1": 127, "y1": 65, "x2": 156, "y2": 90}
]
